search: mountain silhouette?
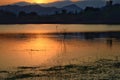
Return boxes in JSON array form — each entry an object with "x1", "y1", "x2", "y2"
[
  {"x1": 5, "y1": 0, "x2": 120, "y2": 9},
  {"x1": 41, "y1": 1, "x2": 73, "y2": 8},
  {"x1": 12, "y1": 1, "x2": 32, "y2": 6},
  {"x1": 0, "y1": 5, "x2": 59, "y2": 15},
  {"x1": 62, "y1": 4, "x2": 82, "y2": 13},
  {"x1": 0, "y1": 4, "x2": 82, "y2": 15},
  {"x1": 40, "y1": 0, "x2": 120, "y2": 8}
]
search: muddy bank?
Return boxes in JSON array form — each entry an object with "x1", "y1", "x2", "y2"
[{"x1": 0, "y1": 58, "x2": 120, "y2": 80}]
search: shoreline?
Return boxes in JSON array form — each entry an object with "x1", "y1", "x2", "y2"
[
  {"x1": 0, "y1": 22, "x2": 120, "y2": 25},
  {"x1": 0, "y1": 58, "x2": 120, "y2": 80}
]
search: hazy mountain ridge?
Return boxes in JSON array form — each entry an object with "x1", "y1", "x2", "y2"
[
  {"x1": 62, "y1": 4, "x2": 82, "y2": 13},
  {"x1": 0, "y1": 0, "x2": 120, "y2": 15},
  {"x1": 12, "y1": 1, "x2": 32, "y2": 6},
  {"x1": 11, "y1": 0, "x2": 104, "y2": 8},
  {"x1": 0, "y1": 4, "x2": 82, "y2": 15},
  {"x1": 11, "y1": 0, "x2": 120, "y2": 8}
]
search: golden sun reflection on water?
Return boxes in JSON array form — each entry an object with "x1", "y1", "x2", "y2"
[
  {"x1": 23, "y1": 37, "x2": 60, "y2": 66},
  {"x1": 0, "y1": 34, "x2": 120, "y2": 70},
  {"x1": 0, "y1": 35, "x2": 61, "y2": 69}
]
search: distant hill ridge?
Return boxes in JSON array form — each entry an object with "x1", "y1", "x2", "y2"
[
  {"x1": 12, "y1": 1, "x2": 32, "y2": 6},
  {"x1": 11, "y1": 0, "x2": 120, "y2": 8},
  {"x1": 0, "y1": 0, "x2": 120, "y2": 15},
  {"x1": 0, "y1": 3, "x2": 82, "y2": 15}
]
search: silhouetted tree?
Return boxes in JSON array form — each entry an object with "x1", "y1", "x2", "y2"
[
  {"x1": 62, "y1": 9, "x2": 67, "y2": 14},
  {"x1": 84, "y1": 7, "x2": 100, "y2": 12},
  {"x1": 68, "y1": 11, "x2": 73, "y2": 15},
  {"x1": 106, "y1": 0, "x2": 113, "y2": 7},
  {"x1": 28, "y1": 12, "x2": 38, "y2": 16},
  {"x1": 18, "y1": 11, "x2": 27, "y2": 17},
  {"x1": 74, "y1": 10, "x2": 78, "y2": 15},
  {"x1": 55, "y1": 11, "x2": 59, "y2": 15},
  {"x1": 0, "y1": 10, "x2": 16, "y2": 18}
]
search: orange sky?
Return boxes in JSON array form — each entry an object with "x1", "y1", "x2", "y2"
[
  {"x1": 0, "y1": 0, "x2": 79, "y2": 5},
  {"x1": 0, "y1": 0, "x2": 58, "y2": 5}
]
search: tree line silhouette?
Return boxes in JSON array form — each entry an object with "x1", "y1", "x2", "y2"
[{"x1": 0, "y1": 0, "x2": 120, "y2": 24}]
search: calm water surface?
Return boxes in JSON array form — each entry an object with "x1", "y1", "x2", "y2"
[
  {"x1": 0, "y1": 24, "x2": 120, "y2": 33},
  {"x1": 0, "y1": 24, "x2": 120, "y2": 70}
]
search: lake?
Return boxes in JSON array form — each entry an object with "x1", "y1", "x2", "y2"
[
  {"x1": 0, "y1": 24, "x2": 120, "y2": 33},
  {"x1": 0, "y1": 24, "x2": 120, "y2": 80}
]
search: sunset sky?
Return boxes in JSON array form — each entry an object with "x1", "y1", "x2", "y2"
[{"x1": 0, "y1": 0, "x2": 78, "y2": 5}]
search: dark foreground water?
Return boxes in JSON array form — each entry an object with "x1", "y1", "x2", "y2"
[{"x1": 0, "y1": 24, "x2": 120, "y2": 80}]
